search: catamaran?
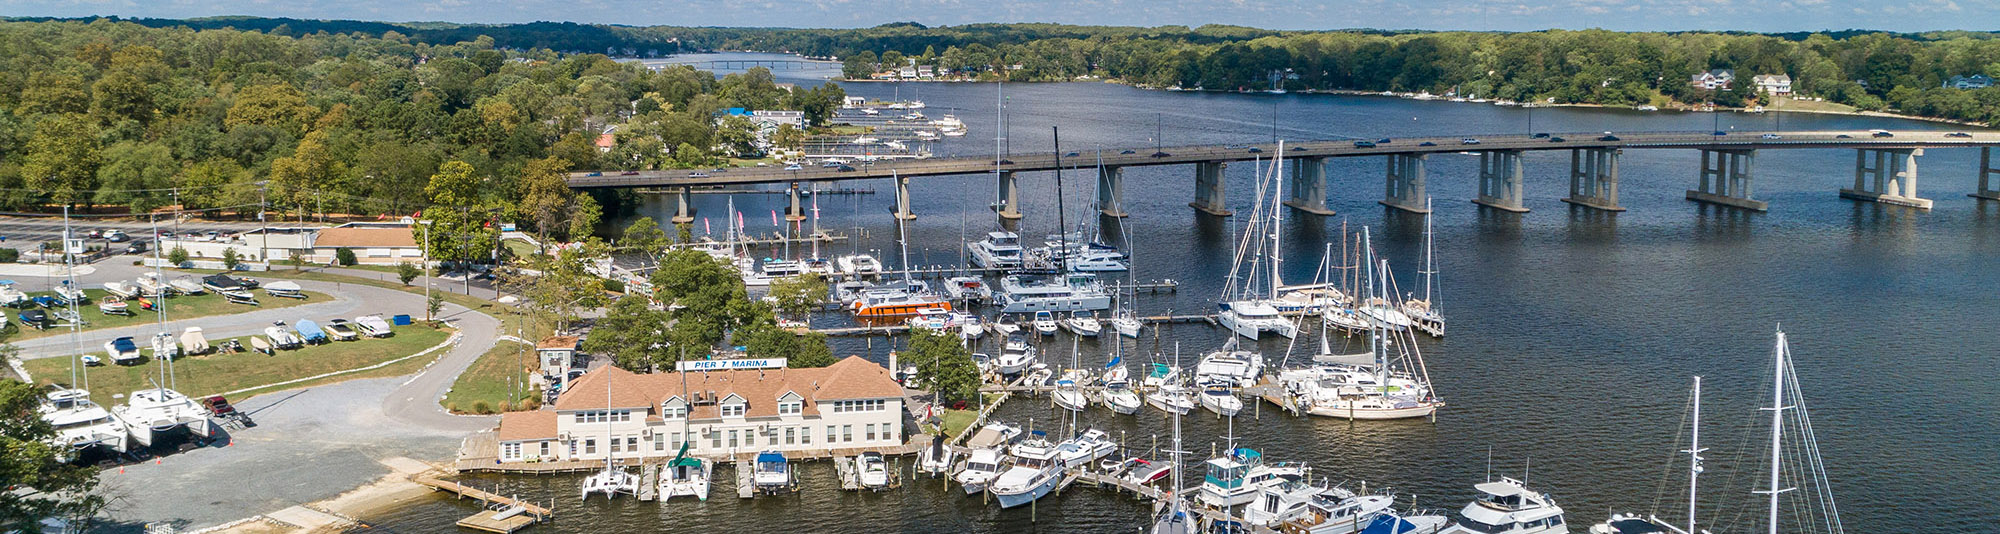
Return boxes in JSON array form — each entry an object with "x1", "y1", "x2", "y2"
[
  {"x1": 580, "y1": 370, "x2": 639, "y2": 500},
  {"x1": 113, "y1": 227, "x2": 213, "y2": 449},
  {"x1": 40, "y1": 387, "x2": 129, "y2": 458}
]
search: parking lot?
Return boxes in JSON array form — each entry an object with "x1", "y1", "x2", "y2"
[{"x1": 0, "y1": 216, "x2": 279, "y2": 251}]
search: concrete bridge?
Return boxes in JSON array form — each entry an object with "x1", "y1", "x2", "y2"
[
  {"x1": 643, "y1": 59, "x2": 832, "y2": 71},
  {"x1": 569, "y1": 129, "x2": 2000, "y2": 222}
]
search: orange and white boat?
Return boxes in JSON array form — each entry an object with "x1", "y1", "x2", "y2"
[{"x1": 851, "y1": 287, "x2": 951, "y2": 317}]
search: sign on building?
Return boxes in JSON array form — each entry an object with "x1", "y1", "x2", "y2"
[{"x1": 676, "y1": 358, "x2": 787, "y2": 371}]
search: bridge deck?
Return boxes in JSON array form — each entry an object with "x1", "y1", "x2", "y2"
[{"x1": 570, "y1": 130, "x2": 2000, "y2": 189}]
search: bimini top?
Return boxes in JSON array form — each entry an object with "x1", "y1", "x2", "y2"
[{"x1": 755, "y1": 451, "x2": 788, "y2": 465}]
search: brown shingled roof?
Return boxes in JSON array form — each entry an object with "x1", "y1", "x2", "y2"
[
  {"x1": 550, "y1": 357, "x2": 901, "y2": 420},
  {"x1": 314, "y1": 227, "x2": 417, "y2": 248},
  {"x1": 537, "y1": 335, "x2": 580, "y2": 349},
  {"x1": 497, "y1": 410, "x2": 558, "y2": 442}
]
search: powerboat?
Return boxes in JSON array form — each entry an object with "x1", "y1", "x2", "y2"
[
  {"x1": 1052, "y1": 429, "x2": 1117, "y2": 468},
  {"x1": 1199, "y1": 387, "x2": 1243, "y2": 417},
  {"x1": 990, "y1": 315, "x2": 1021, "y2": 336},
  {"x1": 1064, "y1": 249, "x2": 1130, "y2": 272},
  {"x1": 943, "y1": 276, "x2": 992, "y2": 302},
  {"x1": 150, "y1": 332, "x2": 179, "y2": 361},
  {"x1": 1052, "y1": 378, "x2": 1089, "y2": 412},
  {"x1": 168, "y1": 277, "x2": 205, "y2": 295},
  {"x1": 1062, "y1": 310, "x2": 1102, "y2": 337},
  {"x1": 53, "y1": 283, "x2": 88, "y2": 305},
  {"x1": 857, "y1": 451, "x2": 891, "y2": 490},
  {"x1": 264, "y1": 322, "x2": 304, "y2": 350},
  {"x1": 1099, "y1": 384, "x2": 1143, "y2": 414},
  {"x1": 1197, "y1": 448, "x2": 1309, "y2": 508},
  {"x1": 39, "y1": 387, "x2": 130, "y2": 457},
  {"x1": 1142, "y1": 363, "x2": 1181, "y2": 389},
  {"x1": 102, "y1": 281, "x2": 139, "y2": 299},
  {"x1": 105, "y1": 337, "x2": 143, "y2": 365},
  {"x1": 918, "y1": 435, "x2": 958, "y2": 475},
  {"x1": 836, "y1": 254, "x2": 885, "y2": 277},
  {"x1": 752, "y1": 450, "x2": 796, "y2": 494},
  {"x1": 1218, "y1": 300, "x2": 1298, "y2": 340},
  {"x1": 989, "y1": 433, "x2": 1064, "y2": 508},
  {"x1": 97, "y1": 296, "x2": 130, "y2": 316},
  {"x1": 993, "y1": 338, "x2": 1037, "y2": 375},
  {"x1": 995, "y1": 273, "x2": 1111, "y2": 314},
  {"x1": 134, "y1": 272, "x2": 170, "y2": 297},
  {"x1": 178, "y1": 327, "x2": 209, "y2": 356},
  {"x1": 967, "y1": 231, "x2": 1024, "y2": 269},
  {"x1": 1243, "y1": 480, "x2": 1337, "y2": 528},
  {"x1": 112, "y1": 386, "x2": 213, "y2": 448},
  {"x1": 955, "y1": 313, "x2": 986, "y2": 339},
  {"x1": 0, "y1": 281, "x2": 28, "y2": 307},
  {"x1": 661, "y1": 456, "x2": 713, "y2": 500},
  {"x1": 1031, "y1": 311, "x2": 1059, "y2": 335},
  {"x1": 264, "y1": 281, "x2": 306, "y2": 299},
  {"x1": 1146, "y1": 385, "x2": 1196, "y2": 415},
  {"x1": 1437, "y1": 478, "x2": 1569, "y2": 534},
  {"x1": 1194, "y1": 348, "x2": 1266, "y2": 388},
  {"x1": 954, "y1": 448, "x2": 1006, "y2": 495},
  {"x1": 1284, "y1": 493, "x2": 1399, "y2": 534},
  {"x1": 1111, "y1": 312, "x2": 1142, "y2": 338},
  {"x1": 850, "y1": 286, "x2": 951, "y2": 318}
]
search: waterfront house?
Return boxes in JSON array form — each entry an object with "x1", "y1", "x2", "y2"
[
  {"x1": 1689, "y1": 69, "x2": 1735, "y2": 90},
  {"x1": 1945, "y1": 74, "x2": 1992, "y2": 90},
  {"x1": 536, "y1": 336, "x2": 583, "y2": 389},
  {"x1": 491, "y1": 356, "x2": 907, "y2": 463},
  {"x1": 749, "y1": 110, "x2": 805, "y2": 130},
  {"x1": 1751, "y1": 74, "x2": 1792, "y2": 95}
]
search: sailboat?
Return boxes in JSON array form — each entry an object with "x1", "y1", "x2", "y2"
[
  {"x1": 1098, "y1": 346, "x2": 1142, "y2": 414},
  {"x1": 1150, "y1": 346, "x2": 1194, "y2": 534},
  {"x1": 581, "y1": 370, "x2": 640, "y2": 500},
  {"x1": 41, "y1": 211, "x2": 130, "y2": 460},
  {"x1": 113, "y1": 222, "x2": 214, "y2": 449},
  {"x1": 994, "y1": 128, "x2": 1112, "y2": 314},
  {"x1": 1589, "y1": 377, "x2": 1705, "y2": 534},
  {"x1": 1052, "y1": 338, "x2": 1089, "y2": 412},
  {"x1": 1401, "y1": 198, "x2": 1445, "y2": 336},
  {"x1": 1217, "y1": 145, "x2": 1299, "y2": 340},
  {"x1": 1301, "y1": 228, "x2": 1442, "y2": 420}
]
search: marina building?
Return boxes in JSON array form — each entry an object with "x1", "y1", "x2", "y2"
[{"x1": 492, "y1": 356, "x2": 906, "y2": 464}]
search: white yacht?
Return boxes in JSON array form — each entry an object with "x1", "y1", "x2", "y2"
[
  {"x1": 40, "y1": 387, "x2": 129, "y2": 457},
  {"x1": 1065, "y1": 249, "x2": 1130, "y2": 272},
  {"x1": 1438, "y1": 478, "x2": 1569, "y2": 534},
  {"x1": 1052, "y1": 378, "x2": 1089, "y2": 412},
  {"x1": 1199, "y1": 388, "x2": 1244, "y2": 417},
  {"x1": 1142, "y1": 363, "x2": 1182, "y2": 390},
  {"x1": 1147, "y1": 385, "x2": 1197, "y2": 415},
  {"x1": 942, "y1": 276, "x2": 992, "y2": 302},
  {"x1": 581, "y1": 465, "x2": 641, "y2": 500},
  {"x1": 0, "y1": 281, "x2": 30, "y2": 307},
  {"x1": 1218, "y1": 299, "x2": 1298, "y2": 340},
  {"x1": 1111, "y1": 312, "x2": 1142, "y2": 338},
  {"x1": 1198, "y1": 448, "x2": 1309, "y2": 508},
  {"x1": 1358, "y1": 298, "x2": 1415, "y2": 332},
  {"x1": 1400, "y1": 200, "x2": 1444, "y2": 335},
  {"x1": 836, "y1": 254, "x2": 885, "y2": 277},
  {"x1": 993, "y1": 338, "x2": 1037, "y2": 375},
  {"x1": 1193, "y1": 348, "x2": 1265, "y2": 388},
  {"x1": 954, "y1": 448, "x2": 1007, "y2": 495},
  {"x1": 661, "y1": 456, "x2": 712, "y2": 501},
  {"x1": 967, "y1": 231, "x2": 1025, "y2": 269},
  {"x1": 112, "y1": 386, "x2": 213, "y2": 448},
  {"x1": 1062, "y1": 310, "x2": 1102, "y2": 337},
  {"x1": 990, "y1": 433, "x2": 1064, "y2": 508},
  {"x1": 1322, "y1": 307, "x2": 1373, "y2": 333},
  {"x1": 1031, "y1": 310, "x2": 1059, "y2": 335},
  {"x1": 996, "y1": 273, "x2": 1112, "y2": 314},
  {"x1": 1243, "y1": 480, "x2": 1336, "y2": 528},
  {"x1": 1285, "y1": 493, "x2": 1400, "y2": 534},
  {"x1": 752, "y1": 450, "x2": 796, "y2": 495},
  {"x1": 990, "y1": 315, "x2": 1021, "y2": 336},
  {"x1": 1099, "y1": 384, "x2": 1143, "y2": 414},
  {"x1": 857, "y1": 452, "x2": 890, "y2": 490},
  {"x1": 1052, "y1": 429, "x2": 1117, "y2": 468}
]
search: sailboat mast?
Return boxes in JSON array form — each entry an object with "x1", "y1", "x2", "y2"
[
  {"x1": 895, "y1": 173, "x2": 914, "y2": 284},
  {"x1": 1687, "y1": 375, "x2": 1705, "y2": 534},
  {"x1": 1052, "y1": 127, "x2": 1067, "y2": 273},
  {"x1": 1363, "y1": 227, "x2": 1384, "y2": 386},
  {"x1": 63, "y1": 206, "x2": 81, "y2": 389},
  {"x1": 151, "y1": 217, "x2": 172, "y2": 392},
  {"x1": 1762, "y1": 330, "x2": 1793, "y2": 534},
  {"x1": 1421, "y1": 197, "x2": 1435, "y2": 305},
  {"x1": 1270, "y1": 141, "x2": 1284, "y2": 299}
]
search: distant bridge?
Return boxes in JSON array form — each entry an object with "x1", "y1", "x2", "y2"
[
  {"x1": 570, "y1": 130, "x2": 2000, "y2": 221},
  {"x1": 641, "y1": 59, "x2": 834, "y2": 71}
]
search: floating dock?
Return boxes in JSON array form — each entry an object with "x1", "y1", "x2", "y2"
[{"x1": 412, "y1": 469, "x2": 552, "y2": 533}]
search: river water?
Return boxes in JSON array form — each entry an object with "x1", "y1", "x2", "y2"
[{"x1": 365, "y1": 53, "x2": 2000, "y2": 533}]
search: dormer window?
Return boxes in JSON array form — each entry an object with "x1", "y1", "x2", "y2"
[
  {"x1": 661, "y1": 405, "x2": 686, "y2": 419},
  {"x1": 779, "y1": 401, "x2": 802, "y2": 415},
  {"x1": 721, "y1": 404, "x2": 746, "y2": 417}
]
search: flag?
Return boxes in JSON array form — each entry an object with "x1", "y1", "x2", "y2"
[
  {"x1": 703, "y1": 217, "x2": 710, "y2": 234},
  {"x1": 771, "y1": 209, "x2": 779, "y2": 227}
]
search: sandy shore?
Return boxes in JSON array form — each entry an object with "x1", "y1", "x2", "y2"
[{"x1": 200, "y1": 457, "x2": 442, "y2": 534}]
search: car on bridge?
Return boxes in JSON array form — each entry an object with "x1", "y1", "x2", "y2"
[
  {"x1": 1353, "y1": 141, "x2": 1376, "y2": 148},
  {"x1": 583, "y1": 172, "x2": 602, "y2": 177},
  {"x1": 1121, "y1": 149, "x2": 1137, "y2": 154},
  {"x1": 688, "y1": 171, "x2": 708, "y2": 178},
  {"x1": 1947, "y1": 132, "x2": 1973, "y2": 138},
  {"x1": 1599, "y1": 134, "x2": 1621, "y2": 141},
  {"x1": 1291, "y1": 146, "x2": 1306, "y2": 151},
  {"x1": 1870, "y1": 129, "x2": 1894, "y2": 138},
  {"x1": 1548, "y1": 136, "x2": 1565, "y2": 143},
  {"x1": 1378, "y1": 138, "x2": 1393, "y2": 144},
  {"x1": 1419, "y1": 141, "x2": 1437, "y2": 146},
  {"x1": 1461, "y1": 138, "x2": 1481, "y2": 145},
  {"x1": 620, "y1": 171, "x2": 638, "y2": 175},
  {"x1": 1713, "y1": 131, "x2": 1728, "y2": 136},
  {"x1": 1761, "y1": 133, "x2": 1782, "y2": 139},
  {"x1": 1532, "y1": 133, "x2": 1550, "y2": 139},
  {"x1": 1247, "y1": 147, "x2": 1262, "y2": 153},
  {"x1": 785, "y1": 164, "x2": 803, "y2": 170},
  {"x1": 837, "y1": 165, "x2": 856, "y2": 172}
]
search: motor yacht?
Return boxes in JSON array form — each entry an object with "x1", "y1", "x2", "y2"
[
  {"x1": 752, "y1": 450, "x2": 796, "y2": 495},
  {"x1": 954, "y1": 447, "x2": 1007, "y2": 495},
  {"x1": 967, "y1": 231, "x2": 1025, "y2": 269},
  {"x1": 1199, "y1": 387, "x2": 1244, "y2": 417},
  {"x1": 990, "y1": 433, "x2": 1064, "y2": 508},
  {"x1": 1194, "y1": 348, "x2": 1266, "y2": 388},
  {"x1": 993, "y1": 338, "x2": 1037, "y2": 375},
  {"x1": 1197, "y1": 448, "x2": 1309, "y2": 508},
  {"x1": 1031, "y1": 311, "x2": 1059, "y2": 335},
  {"x1": 1438, "y1": 478, "x2": 1569, "y2": 534},
  {"x1": 1062, "y1": 310, "x2": 1102, "y2": 337}
]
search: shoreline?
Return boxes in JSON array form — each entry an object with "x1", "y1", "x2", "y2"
[{"x1": 197, "y1": 458, "x2": 443, "y2": 534}]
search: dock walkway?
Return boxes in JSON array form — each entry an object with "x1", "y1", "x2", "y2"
[{"x1": 412, "y1": 468, "x2": 552, "y2": 533}]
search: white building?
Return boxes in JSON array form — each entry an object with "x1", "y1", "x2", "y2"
[
  {"x1": 1690, "y1": 69, "x2": 1735, "y2": 91},
  {"x1": 493, "y1": 356, "x2": 907, "y2": 463},
  {"x1": 536, "y1": 335, "x2": 583, "y2": 388},
  {"x1": 1751, "y1": 74, "x2": 1792, "y2": 95},
  {"x1": 749, "y1": 110, "x2": 805, "y2": 130},
  {"x1": 1945, "y1": 74, "x2": 1993, "y2": 90}
]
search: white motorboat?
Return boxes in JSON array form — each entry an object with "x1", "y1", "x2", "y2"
[
  {"x1": 836, "y1": 254, "x2": 885, "y2": 277},
  {"x1": 1199, "y1": 388, "x2": 1243, "y2": 417},
  {"x1": 967, "y1": 231, "x2": 1024, "y2": 269},
  {"x1": 150, "y1": 331, "x2": 179, "y2": 361},
  {"x1": 40, "y1": 387, "x2": 130, "y2": 456},
  {"x1": 104, "y1": 336, "x2": 143, "y2": 365},
  {"x1": 134, "y1": 272, "x2": 170, "y2": 297},
  {"x1": 0, "y1": 281, "x2": 29, "y2": 307},
  {"x1": 1285, "y1": 493, "x2": 1398, "y2": 534},
  {"x1": 1218, "y1": 299, "x2": 1298, "y2": 340},
  {"x1": 1197, "y1": 448, "x2": 1309, "y2": 508},
  {"x1": 1053, "y1": 429, "x2": 1117, "y2": 468},
  {"x1": 942, "y1": 276, "x2": 992, "y2": 302},
  {"x1": 1111, "y1": 312, "x2": 1142, "y2": 338},
  {"x1": 752, "y1": 450, "x2": 796, "y2": 495},
  {"x1": 660, "y1": 456, "x2": 713, "y2": 501},
  {"x1": 1031, "y1": 311, "x2": 1059, "y2": 335},
  {"x1": 1194, "y1": 347, "x2": 1266, "y2": 388},
  {"x1": 112, "y1": 386, "x2": 213, "y2": 448},
  {"x1": 1147, "y1": 385, "x2": 1197, "y2": 415},
  {"x1": 168, "y1": 277, "x2": 204, "y2": 295},
  {"x1": 995, "y1": 273, "x2": 1111, "y2": 314},
  {"x1": 264, "y1": 281, "x2": 306, "y2": 299},
  {"x1": 918, "y1": 435, "x2": 958, "y2": 475},
  {"x1": 954, "y1": 448, "x2": 1007, "y2": 495},
  {"x1": 102, "y1": 281, "x2": 139, "y2": 299},
  {"x1": 178, "y1": 327, "x2": 209, "y2": 355},
  {"x1": 355, "y1": 315, "x2": 394, "y2": 337},
  {"x1": 993, "y1": 338, "x2": 1037, "y2": 375},
  {"x1": 955, "y1": 314, "x2": 985, "y2": 339},
  {"x1": 264, "y1": 323, "x2": 304, "y2": 350},
  {"x1": 98, "y1": 296, "x2": 130, "y2": 316},
  {"x1": 990, "y1": 315, "x2": 1021, "y2": 336},
  {"x1": 990, "y1": 433, "x2": 1063, "y2": 509},
  {"x1": 1437, "y1": 478, "x2": 1568, "y2": 534},
  {"x1": 1065, "y1": 249, "x2": 1130, "y2": 272},
  {"x1": 1141, "y1": 363, "x2": 1181, "y2": 390},
  {"x1": 1051, "y1": 378, "x2": 1089, "y2": 412},
  {"x1": 1243, "y1": 480, "x2": 1336, "y2": 528},
  {"x1": 1062, "y1": 310, "x2": 1102, "y2": 337},
  {"x1": 857, "y1": 452, "x2": 890, "y2": 490},
  {"x1": 53, "y1": 283, "x2": 88, "y2": 305},
  {"x1": 1099, "y1": 385, "x2": 1143, "y2": 414}
]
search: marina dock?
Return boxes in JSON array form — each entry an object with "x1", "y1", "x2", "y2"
[{"x1": 412, "y1": 468, "x2": 553, "y2": 533}]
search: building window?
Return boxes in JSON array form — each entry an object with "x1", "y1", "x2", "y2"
[
  {"x1": 769, "y1": 429, "x2": 779, "y2": 446},
  {"x1": 711, "y1": 431, "x2": 722, "y2": 449},
  {"x1": 502, "y1": 442, "x2": 521, "y2": 460},
  {"x1": 721, "y1": 404, "x2": 746, "y2": 417},
  {"x1": 865, "y1": 424, "x2": 875, "y2": 441},
  {"x1": 584, "y1": 438, "x2": 596, "y2": 455},
  {"x1": 728, "y1": 429, "x2": 739, "y2": 449},
  {"x1": 779, "y1": 401, "x2": 801, "y2": 415},
  {"x1": 662, "y1": 405, "x2": 685, "y2": 419},
  {"x1": 569, "y1": 440, "x2": 577, "y2": 458},
  {"x1": 654, "y1": 433, "x2": 665, "y2": 451},
  {"x1": 843, "y1": 425, "x2": 852, "y2": 443},
  {"x1": 785, "y1": 427, "x2": 796, "y2": 445},
  {"x1": 627, "y1": 437, "x2": 638, "y2": 451},
  {"x1": 802, "y1": 427, "x2": 811, "y2": 445},
  {"x1": 609, "y1": 437, "x2": 622, "y2": 453},
  {"x1": 826, "y1": 425, "x2": 835, "y2": 443},
  {"x1": 670, "y1": 432, "x2": 683, "y2": 451},
  {"x1": 540, "y1": 441, "x2": 551, "y2": 458}
]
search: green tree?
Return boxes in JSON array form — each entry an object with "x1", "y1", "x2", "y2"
[
  {"x1": 167, "y1": 246, "x2": 189, "y2": 265},
  {"x1": 648, "y1": 248, "x2": 747, "y2": 352},
  {"x1": 582, "y1": 294, "x2": 672, "y2": 371},
  {"x1": 225, "y1": 84, "x2": 319, "y2": 137},
  {"x1": 738, "y1": 317, "x2": 834, "y2": 368},
  {"x1": 715, "y1": 115, "x2": 759, "y2": 157},
  {"x1": 767, "y1": 273, "x2": 827, "y2": 319},
  {"x1": 396, "y1": 262, "x2": 421, "y2": 285},
  {"x1": 94, "y1": 141, "x2": 175, "y2": 213},
  {"x1": 620, "y1": 216, "x2": 669, "y2": 259},
  {"x1": 507, "y1": 244, "x2": 606, "y2": 332},
  {"x1": 905, "y1": 328, "x2": 980, "y2": 402},
  {"x1": 771, "y1": 123, "x2": 804, "y2": 152},
  {"x1": 221, "y1": 247, "x2": 242, "y2": 271},
  {"x1": 426, "y1": 290, "x2": 445, "y2": 322},
  {"x1": 334, "y1": 248, "x2": 358, "y2": 266},
  {"x1": 420, "y1": 161, "x2": 499, "y2": 263},
  {"x1": 0, "y1": 376, "x2": 106, "y2": 532},
  {"x1": 515, "y1": 157, "x2": 575, "y2": 241},
  {"x1": 568, "y1": 193, "x2": 602, "y2": 242},
  {"x1": 21, "y1": 114, "x2": 102, "y2": 209}
]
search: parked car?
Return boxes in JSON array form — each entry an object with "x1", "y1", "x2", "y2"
[
  {"x1": 1353, "y1": 141, "x2": 1376, "y2": 148},
  {"x1": 688, "y1": 172, "x2": 708, "y2": 178},
  {"x1": 1120, "y1": 149, "x2": 1136, "y2": 154},
  {"x1": 1461, "y1": 138, "x2": 1482, "y2": 145},
  {"x1": 1761, "y1": 133, "x2": 1782, "y2": 139},
  {"x1": 1946, "y1": 132, "x2": 1973, "y2": 138},
  {"x1": 104, "y1": 230, "x2": 128, "y2": 242},
  {"x1": 582, "y1": 172, "x2": 602, "y2": 177},
  {"x1": 1712, "y1": 131, "x2": 1728, "y2": 136},
  {"x1": 836, "y1": 165, "x2": 856, "y2": 172},
  {"x1": 125, "y1": 241, "x2": 148, "y2": 254}
]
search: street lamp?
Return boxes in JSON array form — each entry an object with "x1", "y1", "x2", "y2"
[{"x1": 420, "y1": 220, "x2": 433, "y2": 321}]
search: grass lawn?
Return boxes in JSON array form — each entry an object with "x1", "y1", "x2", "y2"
[
  {"x1": 1770, "y1": 97, "x2": 1858, "y2": 114},
  {"x1": 24, "y1": 325, "x2": 453, "y2": 406},
  {"x1": 501, "y1": 239, "x2": 539, "y2": 258},
  {"x1": 937, "y1": 408, "x2": 980, "y2": 438},
  {"x1": 442, "y1": 341, "x2": 540, "y2": 415},
  {"x1": 9, "y1": 288, "x2": 325, "y2": 341}
]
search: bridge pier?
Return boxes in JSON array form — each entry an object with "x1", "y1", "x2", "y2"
[
  {"x1": 1190, "y1": 161, "x2": 1232, "y2": 216},
  {"x1": 1098, "y1": 165, "x2": 1128, "y2": 217},
  {"x1": 671, "y1": 186, "x2": 694, "y2": 224},
  {"x1": 1562, "y1": 148, "x2": 1625, "y2": 212},
  {"x1": 785, "y1": 183, "x2": 807, "y2": 222},
  {"x1": 1841, "y1": 148, "x2": 1931, "y2": 209},
  {"x1": 1973, "y1": 148, "x2": 2000, "y2": 201},
  {"x1": 992, "y1": 170, "x2": 1022, "y2": 220},
  {"x1": 894, "y1": 174, "x2": 917, "y2": 220},
  {"x1": 1686, "y1": 149, "x2": 1767, "y2": 211},
  {"x1": 1472, "y1": 150, "x2": 1528, "y2": 213},
  {"x1": 1380, "y1": 154, "x2": 1430, "y2": 214},
  {"x1": 1284, "y1": 157, "x2": 1335, "y2": 215}
]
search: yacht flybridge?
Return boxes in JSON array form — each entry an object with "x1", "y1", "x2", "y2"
[
  {"x1": 968, "y1": 231, "x2": 1024, "y2": 269},
  {"x1": 1439, "y1": 478, "x2": 1569, "y2": 534}
]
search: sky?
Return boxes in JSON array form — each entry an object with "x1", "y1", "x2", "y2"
[{"x1": 4, "y1": 0, "x2": 1995, "y2": 33}]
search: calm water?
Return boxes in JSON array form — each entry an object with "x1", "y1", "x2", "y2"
[{"x1": 367, "y1": 54, "x2": 2000, "y2": 533}]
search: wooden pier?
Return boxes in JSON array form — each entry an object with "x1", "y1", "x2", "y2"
[
  {"x1": 412, "y1": 469, "x2": 552, "y2": 533},
  {"x1": 737, "y1": 459, "x2": 756, "y2": 498},
  {"x1": 637, "y1": 464, "x2": 659, "y2": 501}
]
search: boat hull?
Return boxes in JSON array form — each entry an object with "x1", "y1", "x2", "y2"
[
  {"x1": 1305, "y1": 402, "x2": 1439, "y2": 420},
  {"x1": 990, "y1": 473, "x2": 1061, "y2": 509}
]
